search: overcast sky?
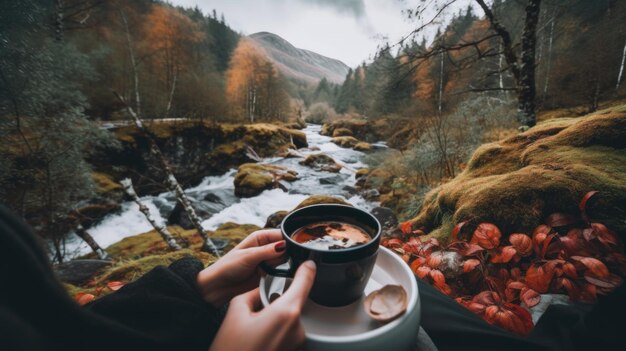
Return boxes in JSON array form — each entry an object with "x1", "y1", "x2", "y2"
[{"x1": 168, "y1": 0, "x2": 454, "y2": 68}]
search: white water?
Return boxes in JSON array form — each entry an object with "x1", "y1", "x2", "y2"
[{"x1": 64, "y1": 125, "x2": 379, "y2": 258}]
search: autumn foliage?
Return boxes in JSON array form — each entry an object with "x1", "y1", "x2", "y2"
[{"x1": 383, "y1": 191, "x2": 625, "y2": 335}]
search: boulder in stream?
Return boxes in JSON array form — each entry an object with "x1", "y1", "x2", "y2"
[
  {"x1": 354, "y1": 142, "x2": 372, "y2": 151},
  {"x1": 331, "y1": 136, "x2": 359, "y2": 148},
  {"x1": 234, "y1": 163, "x2": 298, "y2": 198},
  {"x1": 264, "y1": 211, "x2": 289, "y2": 228},
  {"x1": 299, "y1": 153, "x2": 342, "y2": 173}
]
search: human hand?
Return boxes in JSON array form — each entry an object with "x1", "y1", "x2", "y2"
[
  {"x1": 210, "y1": 261, "x2": 316, "y2": 351},
  {"x1": 197, "y1": 229, "x2": 286, "y2": 306}
]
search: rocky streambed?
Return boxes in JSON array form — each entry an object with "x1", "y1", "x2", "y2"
[{"x1": 65, "y1": 124, "x2": 385, "y2": 258}]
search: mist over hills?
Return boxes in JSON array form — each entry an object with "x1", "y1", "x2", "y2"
[{"x1": 248, "y1": 31, "x2": 350, "y2": 84}]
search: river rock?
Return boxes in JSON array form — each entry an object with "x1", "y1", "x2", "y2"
[
  {"x1": 234, "y1": 163, "x2": 298, "y2": 198},
  {"x1": 70, "y1": 198, "x2": 121, "y2": 228},
  {"x1": 299, "y1": 153, "x2": 342, "y2": 173},
  {"x1": 264, "y1": 211, "x2": 288, "y2": 228},
  {"x1": 168, "y1": 202, "x2": 212, "y2": 229},
  {"x1": 370, "y1": 207, "x2": 399, "y2": 232},
  {"x1": 294, "y1": 195, "x2": 352, "y2": 210},
  {"x1": 354, "y1": 142, "x2": 372, "y2": 151},
  {"x1": 362, "y1": 189, "x2": 380, "y2": 200},
  {"x1": 319, "y1": 174, "x2": 347, "y2": 185},
  {"x1": 54, "y1": 259, "x2": 112, "y2": 285},
  {"x1": 204, "y1": 193, "x2": 225, "y2": 205},
  {"x1": 331, "y1": 136, "x2": 359, "y2": 148},
  {"x1": 342, "y1": 185, "x2": 358, "y2": 196},
  {"x1": 332, "y1": 128, "x2": 353, "y2": 137}
]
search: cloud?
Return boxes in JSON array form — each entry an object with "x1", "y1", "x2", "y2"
[{"x1": 302, "y1": 0, "x2": 366, "y2": 18}]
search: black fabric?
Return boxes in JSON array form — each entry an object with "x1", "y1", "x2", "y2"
[
  {"x1": 0, "y1": 204, "x2": 223, "y2": 351},
  {"x1": 1, "y1": 203, "x2": 624, "y2": 351},
  {"x1": 417, "y1": 273, "x2": 624, "y2": 351}
]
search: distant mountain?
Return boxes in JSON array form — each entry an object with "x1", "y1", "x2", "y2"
[{"x1": 248, "y1": 32, "x2": 350, "y2": 84}]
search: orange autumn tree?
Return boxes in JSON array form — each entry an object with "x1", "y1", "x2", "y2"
[
  {"x1": 225, "y1": 39, "x2": 290, "y2": 122},
  {"x1": 143, "y1": 5, "x2": 205, "y2": 116}
]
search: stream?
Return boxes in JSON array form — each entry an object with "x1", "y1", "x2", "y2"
[{"x1": 65, "y1": 124, "x2": 382, "y2": 258}]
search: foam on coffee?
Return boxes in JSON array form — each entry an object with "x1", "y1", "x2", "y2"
[{"x1": 291, "y1": 221, "x2": 371, "y2": 250}]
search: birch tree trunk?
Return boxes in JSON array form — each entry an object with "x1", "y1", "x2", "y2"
[
  {"x1": 438, "y1": 51, "x2": 444, "y2": 113},
  {"x1": 120, "y1": 10, "x2": 141, "y2": 118},
  {"x1": 121, "y1": 178, "x2": 182, "y2": 251},
  {"x1": 542, "y1": 14, "x2": 555, "y2": 100},
  {"x1": 114, "y1": 92, "x2": 221, "y2": 256},
  {"x1": 165, "y1": 68, "x2": 178, "y2": 117},
  {"x1": 75, "y1": 224, "x2": 110, "y2": 260},
  {"x1": 616, "y1": 40, "x2": 626, "y2": 91}
]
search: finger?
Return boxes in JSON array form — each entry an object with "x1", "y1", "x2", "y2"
[
  {"x1": 243, "y1": 240, "x2": 287, "y2": 266},
  {"x1": 230, "y1": 287, "x2": 262, "y2": 314},
  {"x1": 281, "y1": 260, "x2": 316, "y2": 309},
  {"x1": 238, "y1": 229, "x2": 283, "y2": 249}
]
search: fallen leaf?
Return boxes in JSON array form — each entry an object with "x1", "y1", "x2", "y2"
[
  {"x1": 400, "y1": 221, "x2": 413, "y2": 235},
  {"x1": 463, "y1": 259, "x2": 481, "y2": 273},
  {"x1": 75, "y1": 293, "x2": 95, "y2": 306},
  {"x1": 451, "y1": 221, "x2": 467, "y2": 241},
  {"x1": 509, "y1": 233, "x2": 533, "y2": 256},
  {"x1": 364, "y1": 285, "x2": 408, "y2": 323},
  {"x1": 107, "y1": 281, "x2": 125, "y2": 291},
  {"x1": 545, "y1": 213, "x2": 577, "y2": 228},
  {"x1": 490, "y1": 246, "x2": 517, "y2": 263},
  {"x1": 471, "y1": 223, "x2": 501, "y2": 249},
  {"x1": 579, "y1": 191, "x2": 598, "y2": 224}
]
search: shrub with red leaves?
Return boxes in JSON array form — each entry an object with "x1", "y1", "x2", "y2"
[{"x1": 385, "y1": 192, "x2": 626, "y2": 335}]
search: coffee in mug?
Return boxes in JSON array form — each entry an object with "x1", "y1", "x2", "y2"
[{"x1": 291, "y1": 221, "x2": 372, "y2": 250}]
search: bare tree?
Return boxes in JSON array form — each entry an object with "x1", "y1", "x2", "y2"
[
  {"x1": 115, "y1": 10, "x2": 221, "y2": 257},
  {"x1": 402, "y1": 0, "x2": 542, "y2": 126},
  {"x1": 121, "y1": 178, "x2": 182, "y2": 251}
]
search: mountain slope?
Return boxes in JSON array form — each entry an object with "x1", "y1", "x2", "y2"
[{"x1": 248, "y1": 32, "x2": 350, "y2": 84}]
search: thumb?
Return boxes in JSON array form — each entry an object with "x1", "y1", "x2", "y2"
[
  {"x1": 281, "y1": 260, "x2": 316, "y2": 309},
  {"x1": 230, "y1": 287, "x2": 262, "y2": 314}
]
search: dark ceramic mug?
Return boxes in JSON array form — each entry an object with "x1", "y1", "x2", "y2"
[{"x1": 260, "y1": 204, "x2": 381, "y2": 307}]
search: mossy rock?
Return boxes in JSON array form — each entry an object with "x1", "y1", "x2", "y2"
[
  {"x1": 294, "y1": 195, "x2": 352, "y2": 209},
  {"x1": 234, "y1": 163, "x2": 298, "y2": 197},
  {"x1": 355, "y1": 168, "x2": 370, "y2": 179},
  {"x1": 299, "y1": 153, "x2": 342, "y2": 173},
  {"x1": 407, "y1": 106, "x2": 626, "y2": 241},
  {"x1": 264, "y1": 211, "x2": 289, "y2": 228},
  {"x1": 332, "y1": 128, "x2": 353, "y2": 137},
  {"x1": 92, "y1": 172, "x2": 122, "y2": 195},
  {"x1": 332, "y1": 136, "x2": 359, "y2": 148},
  {"x1": 354, "y1": 142, "x2": 372, "y2": 151},
  {"x1": 363, "y1": 168, "x2": 395, "y2": 194}
]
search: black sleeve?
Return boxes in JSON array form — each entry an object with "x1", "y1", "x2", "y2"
[{"x1": 0, "y1": 204, "x2": 224, "y2": 351}]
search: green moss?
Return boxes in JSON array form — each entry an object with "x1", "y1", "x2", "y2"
[
  {"x1": 295, "y1": 195, "x2": 351, "y2": 209},
  {"x1": 234, "y1": 163, "x2": 298, "y2": 197},
  {"x1": 408, "y1": 106, "x2": 626, "y2": 237},
  {"x1": 332, "y1": 128, "x2": 353, "y2": 137},
  {"x1": 92, "y1": 172, "x2": 122, "y2": 194}
]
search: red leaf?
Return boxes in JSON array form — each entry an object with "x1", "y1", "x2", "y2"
[
  {"x1": 386, "y1": 238, "x2": 403, "y2": 249},
  {"x1": 520, "y1": 288, "x2": 541, "y2": 307},
  {"x1": 107, "y1": 281, "x2": 125, "y2": 291},
  {"x1": 75, "y1": 293, "x2": 95, "y2": 306},
  {"x1": 471, "y1": 223, "x2": 501, "y2": 249},
  {"x1": 415, "y1": 266, "x2": 431, "y2": 279},
  {"x1": 490, "y1": 246, "x2": 517, "y2": 264},
  {"x1": 466, "y1": 302, "x2": 486, "y2": 314},
  {"x1": 562, "y1": 262, "x2": 578, "y2": 279},
  {"x1": 574, "y1": 257, "x2": 609, "y2": 278},
  {"x1": 591, "y1": 223, "x2": 621, "y2": 248},
  {"x1": 502, "y1": 302, "x2": 534, "y2": 336},
  {"x1": 410, "y1": 257, "x2": 426, "y2": 272},
  {"x1": 472, "y1": 291, "x2": 501, "y2": 305},
  {"x1": 463, "y1": 259, "x2": 481, "y2": 273},
  {"x1": 427, "y1": 252, "x2": 443, "y2": 268},
  {"x1": 509, "y1": 233, "x2": 533, "y2": 256},
  {"x1": 545, "y1": 213, "x2": 576, "y2": 228},
  {"x1": 526, "y1": 263, "x2": 555, "y2": 293},
  {"x1": 540, "y1": 234, "x2": 556, "y2": 259},
  {"x1": 579, "y1": 191, "x2": 598, "y2": 224},
  {"x1": 533, "y1": 225, "x2": 551, "y2": 255},
  {"x1": 451, "y1": 221, "x2": 467, "y2": 241},
  {"x1": 464, "y1": 243, "x2": 485, "y2": 256},
  {"x1": 429, "y1": 269, "x2": 446, "y2": 286},
  {"x1": 584, "y1": 274, "x2": 622, "y2": 289},
  {"x1": 400, "y1": 221, "x2": 413, "y2": 235}
]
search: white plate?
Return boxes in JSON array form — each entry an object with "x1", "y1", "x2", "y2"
[{"x1": 260, "y1": 246, "x2": 421, "y2": 351}]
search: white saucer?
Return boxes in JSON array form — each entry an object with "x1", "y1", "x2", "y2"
[{"x1": 260, "y1": 246, "x2": 421, "y2": 351}]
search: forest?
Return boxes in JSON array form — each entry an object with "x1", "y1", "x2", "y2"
[{"x1": 1, "y1": 0, "x2": 626, "y2": 341}]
